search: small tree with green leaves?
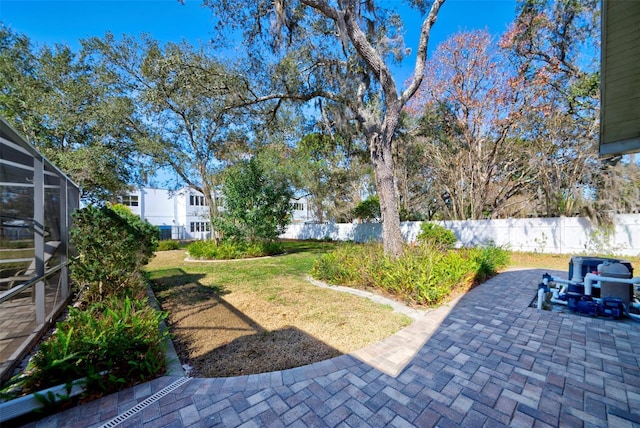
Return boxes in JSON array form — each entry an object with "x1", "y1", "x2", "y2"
[
  {"x1": 215, "y1": 158, "x2": 293, "y2": 242},
  {"x1": 353, "y1": 196, "x2": 381, "y2": 223}
]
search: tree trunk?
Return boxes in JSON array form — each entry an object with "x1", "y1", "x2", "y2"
[
  {"x1": 370, "y1": 112, "x2": 404, "y2": 258},
  {"x1": 200, "y1": 182, "x2": 220, "y2": 242}
]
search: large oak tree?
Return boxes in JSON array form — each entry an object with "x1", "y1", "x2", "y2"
[
  {"x1": 199, "y1": 0, "x2": 446, "y2": 257},
  {"x1": 0, "y1": 25, "x2": 145, "y2": 201},
  {"x1": 84, "y1": 34, "x2": 257, "y2": 230}
]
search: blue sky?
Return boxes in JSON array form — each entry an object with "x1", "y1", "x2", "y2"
[{"x1": 0, "y1": 0, "x2": 517, "y2": 83}]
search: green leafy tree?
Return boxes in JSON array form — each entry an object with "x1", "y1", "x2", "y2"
[
  {"x1": 215, "y1": 158, "x2": 293, "y2": 242},
  {"x1": 200, "y1": 0, "x2": 446, "y2": 257},
  {"x1": 353, "y1": 195, "x2": 381, "y2": 223},
  {"x1": 0, "y1": 25, "x2": 146, "y2": 202},
  {"x1": 84, "y1": 34, "x2": 257, "y2": 231},
  {"x1": 284, "y1": 132, "x2": 372, "y2": 223}
]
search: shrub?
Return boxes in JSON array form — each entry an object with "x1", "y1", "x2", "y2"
[
  {"x1": 311, "y1": 242, "x2": 509, "y2": 306},
  {"x1": 310, "y1": 243, "x2": 368, "y2": 285},
  {"x1": 215, "y1": 158, "x2": 293, "y2": 242},
  {"x1": 375, "y1": 246, "x2": 476, "y2": 305},
  {"x1": 469, "y1": 244, "x2": 510, "y2": 282},
  {"x1": 416, "y1": 222, "x2": 457, "y2": 249},
  {"x1": 187, "y1": 239, "x2": 285, "y2": 260},
  {"x1": 157, "y1": 240, "x2": 179, "y2": 251},
  {"x1": 3, "y1": 297, "x2": 167, "y2": 398},
  {"x1": 70, "y1": 204, "x2": 160, "y2": 303}
]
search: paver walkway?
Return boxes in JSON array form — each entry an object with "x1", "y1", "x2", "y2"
[{"x1": 18, "y1": 269, "x2": 640, "y2": 427}]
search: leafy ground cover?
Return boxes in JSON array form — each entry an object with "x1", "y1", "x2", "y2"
[
  {"x1": 311, "y1": 242, "x2": 509, "y2": 306},
  {"x1": 1, "y1": 205, "x2": 164, "y2": 420}
]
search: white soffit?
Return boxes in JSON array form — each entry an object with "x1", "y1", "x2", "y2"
[{"x1": 600, "y1": 0, "x2": 640, "y2": 156}]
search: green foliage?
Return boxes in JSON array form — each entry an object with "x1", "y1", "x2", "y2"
[
  {"x1": 215, "y1": 158, "x2": 293, "y2": 242},
  {"x1": 353, "y1": 196, "x2": 381, "y2": 222},
  {"x1": 1, "y1": 205, "x2": 168, "y2": 404},
  {"x1": 416, "y1": 222, "x2": 457, "y2": 249},
  {"x1": 311, "y1": 242, "x2": 509, "y2": 306},
  {"x1": 157, "y1": 240, "x2": 180, "y2": 251},
  {"x1": 468, "y1": 244, "x2": 511, "y2": 283},
  {"x1": 33, "y1": 386, "x2": 75, "y2": 414},
  {"x1": 3, "y1": 297, "x2": 167, "y2": 398},
  {"x1": 84, "y1": 32, "x2": 251, "y2": 210},
  {"x1": 288, "y1": 132, "x2": 372, "y2": 223},
  {"x1": 70, "y1": 204, "x2": 159, "y2": 303},
  {"x1": 309, "y1": 243, "x2": 367, "y2": 285},
  {"x1": 0, "y1": 25, "x2": 147, "y2": 202},
  {"x1": 187, "y1": 239, "x2": 284, "y2": 260}
]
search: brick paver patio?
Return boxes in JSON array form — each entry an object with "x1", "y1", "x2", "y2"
[{"x1": 18, "y1": 269, "x2": 640, "y2": 427}]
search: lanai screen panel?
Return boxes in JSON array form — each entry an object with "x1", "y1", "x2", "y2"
[
  {"x1": 0, "y1": 117, "x2": 80, "y2": 382},
  {"x1": 599, "y1": 0, "x2": 640, "y2": 156},
  {"x1": 0, "y1": 134, "x2": 35, "y2": 259}
]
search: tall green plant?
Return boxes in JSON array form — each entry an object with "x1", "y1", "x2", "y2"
[
  {"x1": 353, "y1": 196, "x2": 381, "y2": 223},
  {"x1": 215, "y1": 158, "x2": 293, "y2": 242},
  {"x1": 70, "y1": 204, "x2": 159, "y2": 302}
]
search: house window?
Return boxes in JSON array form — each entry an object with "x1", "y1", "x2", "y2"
[
  {"x1": 190, "y1": 222, "x2": 210, "y2": 233},
  {"x1": 122, "y1": 195, "x2": 138, "y2": 207},
  {"x1": 292, "y1": 202, "x2": 304, "y2": 211},
  {"x1": 189, "y1": 195, "x2": 206, "y2": 206}
]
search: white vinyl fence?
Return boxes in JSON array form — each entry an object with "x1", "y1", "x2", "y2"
[{"x1": 281, "y1": 214, "x2": 640, "y2": 257}]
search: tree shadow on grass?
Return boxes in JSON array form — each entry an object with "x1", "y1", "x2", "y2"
[
  {"x1": 148, "y1": 268, "x2": 227, "y2": 301},
  {"x1": 148, "y1": 267, "x2": 342, "y2": 378},
  {"x1": 192, "y1": 326, "x2": 342, "y2": 378}
]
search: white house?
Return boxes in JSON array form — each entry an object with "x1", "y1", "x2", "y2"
[{"x1": 122, "y1": 187, "x2": 314, "y2": 240}]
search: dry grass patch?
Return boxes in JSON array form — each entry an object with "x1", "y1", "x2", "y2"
[
  {"x1": 507, "y1": 251, "x2": 640, "y2": 271},
  {"x1": 507, "y1": 252, "x2": 571, "y2": 271},
  {"x1": 146, "y1": 243, "x2": 412, "y2": 378}
]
